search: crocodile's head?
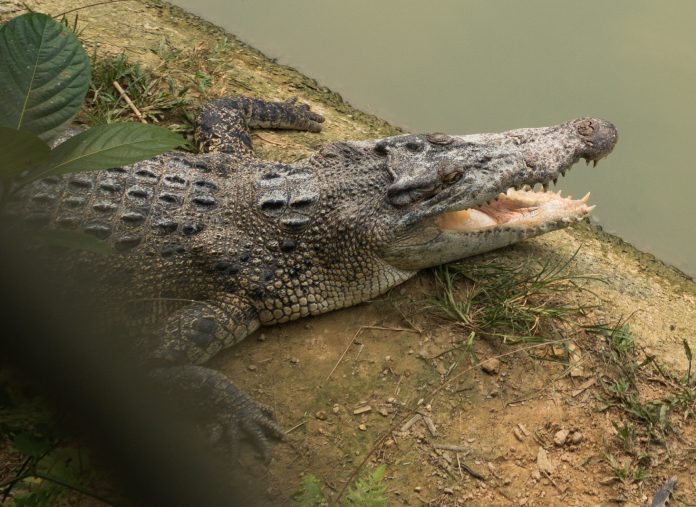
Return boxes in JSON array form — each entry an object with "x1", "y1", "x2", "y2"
[{"x1": 314, "y1": 118, "x2": 617, "y2": 272}]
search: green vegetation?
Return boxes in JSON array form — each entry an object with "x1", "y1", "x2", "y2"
[
  {"x1": 430, "y1": 249, "x2": 596, "y2": 345},
  {"x1": 589, "y1": 320, "x2": 695, "y2": 442},
  {"x1": 292, "y1": 465, "x2": 387, "y2": 507},
  {"x1": 0, "y1": 12, "x2": 182, "y2": 203}
]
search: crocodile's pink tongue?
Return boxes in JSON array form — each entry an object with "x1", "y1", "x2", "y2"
[{"x1": 435, "y1": 189, "x2": 593, "y2": 232}]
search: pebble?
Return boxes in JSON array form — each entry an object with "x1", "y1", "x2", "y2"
[
  {"x1": 570, "y1": 431, "x2": 584, "y2": 444},
  {"x1": 290, "y1": 357, "x2": 299, "y2": 364},
  {"x1": 247, "y1": 364, "x2": 257, "y2": 371},
  {"x1": 332, "y1": 404, "x2": 340, "y2": 414},
  {"x1": 257, "y1": 333, "x2": 266, "y2": 342},
  {"x1": 481, "y1": 357, "x2": 500, "y2": 375},
  {"x1": 554, "y1": 429, "x2": 570, "y2": 446},
  {"x1": 414, "y1": 486, "x2": 422, "y2": 492},
  {"x1": 358, "y1": 423, "x2": 367, "y2": 431},
  {"x1": 315, "y1": 410, "x2": 327, "y2": 420}
]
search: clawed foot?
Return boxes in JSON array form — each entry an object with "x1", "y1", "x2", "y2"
[
  {"x1": 152, "y1": 365, "x2": 285, "y2": 463},
  {"x1": 282, "y1": 96, "x2": 325, "y2": 133}
]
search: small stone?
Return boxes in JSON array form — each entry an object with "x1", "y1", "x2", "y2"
[
  {"x1": 408, "y1": 349, "x2": 414, "y2": 355},
  {"x1": 353, "y1": 405, "x2": 372, "y2": 415},
  {"x1": 385, "y1": 355, "x2": 391, "y2": 362},
  {"x1": 247, "y1": 364, "x2": 257, "y2": 371},
  {"x1": 332, "y1": 404, "x2": 340, "y2": 414},
  {"x1": 443, "y1": 487, "x2": 454, "y2": 495},
  {"x1": 513, "y1": 427, "x2": 525, "y2": 442},
  {"x1": 257, "y1": 333, "x2": 266, "y2": 342},
  {"x1": 414, "y1": 486, "x2": 422, "y2": 493},
  {"x1": 536, "y1": 447, "x2": 555, "y2": 475},
  {"x1": 570, "y1": 431, "x2": 584, "y2": 444},
  {"x1": 378, "y1": 407, "x2": 389, "y2": 416},
  {"x1": 481, "y1": 358, "x2": 500, "y2": 375},
  {"x1": 315, "y1": 410, "x2": 327, "y2": 420},
  {"x1": 554, "y1": 429, "x2": 570, "y2": 446},
  {"x1": 358, "y1": 423, "x2": 367, "y2": 431},
  {"x1": 290, "y1": 357, "x2": 300, "y2": 364},
  {"x1": 531, "y1": 470, "x2": 541, "y2": 480}
]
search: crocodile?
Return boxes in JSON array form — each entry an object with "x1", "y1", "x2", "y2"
[{"x1": 5, "y1": 96, "x2": 618, "y2": 459}]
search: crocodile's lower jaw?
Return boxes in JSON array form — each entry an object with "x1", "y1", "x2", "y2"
[{"x1": 435, "y1": 188, "x2": 593, "y2": 233}]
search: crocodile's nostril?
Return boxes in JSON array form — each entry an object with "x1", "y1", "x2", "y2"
[{"x1": 576, "y1": 118, "x2": 618, "y2": 160}]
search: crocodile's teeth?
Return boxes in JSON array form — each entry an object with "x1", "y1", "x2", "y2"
[
  {"x1": 592, "y1": 160, "x2": 598, "y2": 168},
  {"x1": 553, "y1": 177, "x2": 558, "y2": 186},
  {"x1": 542, "y1": 182, "x2": 549, "y2": 192},
  {"x1": 561, "y1": 169, "x2": 566, "y2": 177},
  {"x1": 581, "y1": 192, "x2": 591, "y2": 203},
  {"x1": 585, "y1": 159, "x2": 590, "y2": 166}
]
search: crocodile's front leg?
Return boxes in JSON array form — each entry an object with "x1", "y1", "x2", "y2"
[
  {"x1": 146, "y1": 294, "x2": 283, "y2": 461},
  {"x1": 194, "y1": 95, "x2": 324, "y2": 155}
]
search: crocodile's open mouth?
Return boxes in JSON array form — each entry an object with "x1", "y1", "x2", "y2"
[{"x1": 436, "y1": 188, "x2": 593, "y2": 233}]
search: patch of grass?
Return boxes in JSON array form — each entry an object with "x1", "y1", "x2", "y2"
[
  {"x1": 588, "y1": 319, "x2": 696, "y2": 488},
  {"x1": 430, "y1": 249, "x2": 598, "y2": 345},
  {"x1": 77, "y1": 37, "x2": 244, "y2": 142},
  {"x1": 292, "y1": 465, "x2": 387, "y2": 506},
  {"x1": 78, "y1": 51, "x2": 191, "y2": 127},
  {"x1": 604, "y1": 452, "x2": 650, "y2": 484},
  {"x1": 587, "y1": 320, "x2": 696, "y2": 442}
]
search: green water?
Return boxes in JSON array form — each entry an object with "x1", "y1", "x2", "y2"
[{"x1": 173, "y1": 0, "x2": 695, "y2": 278}]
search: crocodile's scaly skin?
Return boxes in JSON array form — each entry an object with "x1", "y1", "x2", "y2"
[{"x1": 4, "y1": 96, "x2": 617, "y2": 459}]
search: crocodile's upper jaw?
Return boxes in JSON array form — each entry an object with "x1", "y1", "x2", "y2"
[{"x1": 376, "y1": 117, "x2": 618, "y2": 271}]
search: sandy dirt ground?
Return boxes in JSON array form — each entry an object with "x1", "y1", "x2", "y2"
[{"x1": 3, "y1": 1, "x2": 696, "y2": 505}]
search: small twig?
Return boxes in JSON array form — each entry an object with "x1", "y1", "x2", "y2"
[
  {"x1": 433, "y1": 443, "x2": 469, "y2": 453},
  {"x1": 399, "y1": 414, "x2": 422, "y2": 432},
  {"x1": 459, "y1": 462, "x2": 486, "y2": 481},
  {"x1": 253, "y1": 133, "x2": 288, "y2": 147},
  {"x1": 421, "y1": 415, "x2": 438, "y2": 437},
  {"x1": 456, "y1": 452, "x2": 464, "y2": 480},
  {"x1": 285, "y1": 420, "x2": 306, "y2": 435},
  {"x1": 326, "y1": 327, "x2": 362, "y2": 380},
  {"x1": 112, "y1": 81, "x2": 146, "y2": 123},
  {"x1": 1, "y1": 456, "x2": 32, "y2": 502},
  {"x1": 354, "y1": 343, "x2": 364, "y2": 361},
  {"x1": 394, "y1": 373, "x2": 404, "y2": 396}
]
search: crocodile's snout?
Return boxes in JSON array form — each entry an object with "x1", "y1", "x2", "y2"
[{"x1": 574, "y1": 118, "x2": 618, "y2": 162}]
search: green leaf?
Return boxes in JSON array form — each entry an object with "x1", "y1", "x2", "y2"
[
  {"x1": 0, "y1": 12, "x2": 90, "y2": 141},
  {"x1": 25, "y1": 123, "x2": 183, "y2": 182},
  {"x1": 0, "y1": 127, "x2": 50, "y2": 182},
  {"x1": 291, "y1": 474, "x2": 328, "y2": 506},
  {"x1": 12, "y1": 432, "x2": 53, "y2": 458}
]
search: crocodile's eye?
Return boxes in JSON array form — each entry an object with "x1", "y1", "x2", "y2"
[
  {"x1": 374, "y1": 141, "x2": 389, "y2": 156},
  {"x1": 427, "y1": 132, "x2": 454, "y2": 145},
  {"x1": 437, "y1": 162, "x2": 463, "y2": 184}
]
